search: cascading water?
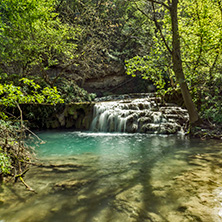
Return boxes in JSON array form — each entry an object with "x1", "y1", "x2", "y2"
[{"x1": 90, "y1": 94, "x2": 189, "y2": 134}]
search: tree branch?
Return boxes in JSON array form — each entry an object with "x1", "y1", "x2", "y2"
[
  {"x1": 16, "y1": 103, "x2": 25, "y2": 151},
  {"x1": 133, "y1": 1, "x2": 172, "y2": 54},
  {"x1": 145, "y1": 0, "x2": 170, "y2": 10},
  {"x1": 19, "y1": 176, "x2": 36, "y2": 193},
  {"x1": 151, "y1": 2, "x2": 172, "y2": 54},
  {"x1": 133, "y1": 1, "x2": 152, "y2": 19}
]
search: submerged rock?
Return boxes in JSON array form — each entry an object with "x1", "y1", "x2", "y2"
[
  {"x1": 54, "y1": 179, "x2": 90, "y2": 190},
  {"x1": 150, "y1": 149, "x2": 222, "y2": 222}
]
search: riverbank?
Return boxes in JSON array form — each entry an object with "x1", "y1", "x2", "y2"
[{"x1": 191, "y1": 121, "x2": 222, "y2": 140}]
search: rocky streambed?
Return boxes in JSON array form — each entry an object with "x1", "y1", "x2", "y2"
[{"x1": 1, "y1": 138, "x2": 222, "y2": 222}]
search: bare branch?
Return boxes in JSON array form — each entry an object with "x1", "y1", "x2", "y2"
[
  {"x1": 151, "y1": 2, "x2": 172, "y2": 54},
  {"x1": 19, "y1": 175, "x2": 36, "y2": 193},
  {"x1": 133, "y1": 1, "x2": 152, "y2": 19},
  {"x1": 133, "y1": 1, "x2": 172, "y2": 54},
  {"x1": 145, "y1": 0, "x2": 170, "y2": 10}
]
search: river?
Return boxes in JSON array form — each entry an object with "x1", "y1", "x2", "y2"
[{"x1": 0, "y1": 131, "x2": 222, "y2": 222}]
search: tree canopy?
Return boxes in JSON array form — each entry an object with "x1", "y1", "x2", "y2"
[
  {"x1": 0, "y1": 0, "x2": 78, "y2": 85},
  {"x1": 126, "y1": 0, "x2": 222, "y2": 124},
  {"x1": 0, "y1": 0, "x2": 221, "y2": 123}
]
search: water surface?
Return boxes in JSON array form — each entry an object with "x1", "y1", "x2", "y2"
[
  {"x1": 1, "y1": 131, "x2": 222, "y2": 222},
  {"x1": 32, "y1": 130, "x2": 192, "y2": 158}
]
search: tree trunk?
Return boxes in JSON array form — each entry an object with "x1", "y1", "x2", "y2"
[{"x1": 170, "y1": 0, "x2": 199, "y2": 124}]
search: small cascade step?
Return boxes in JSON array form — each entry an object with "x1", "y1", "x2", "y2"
[
  {"x1": 90, "y1": 95, "x2": 189, "y2": 134},
  {"x1": 95, "y1": 93, "x2": 157, "y2": 102}
]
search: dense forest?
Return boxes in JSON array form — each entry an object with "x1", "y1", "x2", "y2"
[{"x1": 0, "y1": 0, "x2": 222, "y2": 181}]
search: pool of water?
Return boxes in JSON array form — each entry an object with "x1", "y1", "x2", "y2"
[
  {"x1": 1, "y1": 131, "x2": 222, "y2": 222},
  {"x1": 31, "y1": 130, "x2": 194, "y2": 158}
]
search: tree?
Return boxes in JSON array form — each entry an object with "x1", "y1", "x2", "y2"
[
  {"x1": 56, "y1": 0, "x2": 153, "y2": 87},
  {"x1": 0, "y1": 0, "x2": 78, "y2": 86},
  {"x1": 127, "y1": 0, "x2": 200, "y2": 125},
  {"x1": 178, "y1": 0, "x2": 222, "y2": 123},
  {"x1": 0, "y1": 76, "x2": 64, "y2": 185},
  {"x1": 169, "y1": 0, "x2": 199, "y2": 124}
]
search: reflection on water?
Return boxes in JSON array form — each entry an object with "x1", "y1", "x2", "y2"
[
  {"x1": 31, "y1": 131, "x2": 191, "y2": 158},
  {"x1": 1, "y1": 131, "x2": 222, "y2": 222}
]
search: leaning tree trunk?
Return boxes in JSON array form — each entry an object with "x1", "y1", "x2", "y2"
[{"x1": 170, "y1": 0, "x2": 199, "y2": 125}]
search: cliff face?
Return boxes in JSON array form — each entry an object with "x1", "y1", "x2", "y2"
[
  {"x1": 43, "y1": 60, "x2": 152, "y2": 96},
  {"x1": 82, "y1": 67, "x2": 150, "y2": 95},
  {"x1": 83, "y1": 74, "x2": 130, "y2": 95}
]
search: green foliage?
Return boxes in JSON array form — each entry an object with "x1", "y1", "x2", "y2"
[
  {"x1": 178, "y1": 0, "x2": 222, "y2": 123},
  {"x1": 125, "y1": 1, "x2": 174, "y2": 93},
  {"x1": 0, "y1": 0, "x2": 78, "y2": 79},
  {"x1": 125, "y1": 0, "x2": 222, "y2": 124},
  {"x1": 125, "y1": 46, "x2": 173, "y2": 92},
  {"x1": 178, "y1": 0, "x2": 222, "y2": 85},
  {"x1": 0, "y1": 0, "x2": 221, "y2": 127},
  {"x1": 58, "y1": 79, "x2": 96, "y2": 103},
  {"x1": 56, "y1": 0, "x2": 153, "y2": 84},
  {"x1": 198, "y1": 77, "x2": 222, "y2": 124},
  {"x1": 0, "y1": 149, "x2": 11, "y2": 175},
  {"x1": 0, "y1": 120, "x2": 21, "y2": 177},
  {"x1": 0, "y1": 76, "x2": 64, "y2": 108},
  {"x1": 202, "y1": 104, "x2": 222, "y2": 124}
]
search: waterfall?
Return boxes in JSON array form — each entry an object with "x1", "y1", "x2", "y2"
[{"x1": 90, "y1": 95, "x2": 189, "y2": 134}]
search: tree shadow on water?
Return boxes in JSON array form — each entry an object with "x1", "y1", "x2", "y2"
[
  {"x1": 43, "y1": 148, "x2": 171, "y2": 222},
  {"x1": 1, "y1": 137, "x2": 186, "y2": 222}
]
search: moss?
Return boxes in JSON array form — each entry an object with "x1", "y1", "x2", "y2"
[
  {"x1": 46, "y1": 120, "x2": 60, "y2": 129},
  {"x1": 65, "y1": 117, "x2": 76, "y2": 128},
  {"x1": 17, "y1": 103, "x2": 94, "y2": 130},
  {"x1": 67, "y1": 106, "x2": 77, "y2": 116}
]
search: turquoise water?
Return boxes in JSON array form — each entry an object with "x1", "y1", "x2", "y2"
[
  {"x1": 1, "y1": 131, "x2": 222, "y2": 222},
  {"x1": 31, "y1": 130, "x2": 192, "y2": 159}
]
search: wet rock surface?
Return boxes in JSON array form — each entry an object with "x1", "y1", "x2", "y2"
[
  {"x1": 94, "y1": 93, "x2": 157, "y2": 102},
  {"x1": 91, "y1": 95, "x2": 189, "y2": 134}
]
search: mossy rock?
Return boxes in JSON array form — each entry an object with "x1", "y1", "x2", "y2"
[
  {"x1": 46, "y1": 120, "x2": 60, "y2": 129},
  {"x1": 67, "y1": 106, "x2": 77, "y2": 116},
  {"x1": 65, "y1": 117, "x2": 76, "y2": 128}
]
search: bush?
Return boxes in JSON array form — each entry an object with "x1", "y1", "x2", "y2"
[{"x1": 58, "y1": 79, "x2": 96, "y2": 103}]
